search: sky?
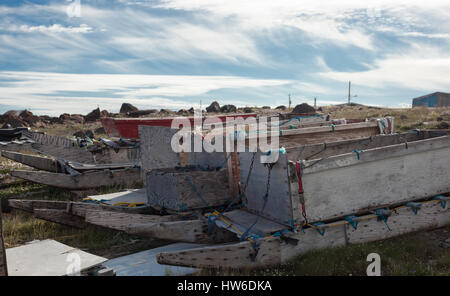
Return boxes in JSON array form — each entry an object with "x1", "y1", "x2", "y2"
[{"x1": 0, "y1": 0, "x2": 450, "y2": 116}]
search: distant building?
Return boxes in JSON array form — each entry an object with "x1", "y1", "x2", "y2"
[{"x1": 412, "y1": 92, "x2": 450, "y2": 107}]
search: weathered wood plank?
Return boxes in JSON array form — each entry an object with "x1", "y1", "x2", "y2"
[
  {"x1": 146, "y1": 168, "x2": 230, "y2": 211},
  {"x1": 11, "y1": 168, "x2": 141, "y2": 190},
  {"x1": 157, "y1": 238, "x2": 281, "y2": 269},
  {"x1": 33, "y1": 209, "x2": 88, "y2": 229},
  {"x1": 84, "y1": 210, "x2": 179, "y2": 231},
  {"x1": 1, "y1": 150, "x2": 58, "y2": 172},
  {"x1": 346, "y1": 201, "x2": 450, "y2": 244},
  {"x1": 0, "y1": 203, "x2": 8, "y2": 276}
]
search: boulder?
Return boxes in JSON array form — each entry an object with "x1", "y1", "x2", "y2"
[
  {"x1": 206, "y1": 101, "x2": 221, "y2": 113},
  {"x1": 59, "y1": 113, "x2": 84, "y2": 124},
  {"x1": 220, "y1": 104, "x2": 237, "y2": 113},
  {"x1": 244, "y1": 107, "x2": 254, "y2": 113},
  {"x1": 275, "y1": 105, "x2": 286, "y2": 110},
  {"x1": 292, "y1": 103, "x2": 316, "y2": 114},
  {"x1": 85, "y1": 108, "x2": 101, "y2": 122},
  {"x1": 120, "y1": 103, "x2": 138, "y2": 114},
  {"x1": 262, "y1": 106, "x2": 271, "y2": 109},
  {"x1": 127, "y1": 109, "x2": 158, "y2": 117},
  {"x1": 1, "y1": 111, "x2": 28, "y2": 128},
  {"x1": 159, "y1": 109, "x2": 175, "y2": 114}
]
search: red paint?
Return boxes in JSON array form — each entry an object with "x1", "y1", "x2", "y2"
[{"x1": 101, "y1": 113, "x2": 258, "y2": 139}]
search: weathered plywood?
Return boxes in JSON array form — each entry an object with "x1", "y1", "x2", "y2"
[
  {"x1": 11, "y1": 168, "x2": 141, "y2": 190},
  {"x1": 6, "y1": 239, "x2": 107, "y2": 276},
  {"x1": 86, "y1": 189, "x2": 147, "y2": 205},
  {"x1": 146, "y1": 168, "x2": 230, "y2": 211},
  {"x1": 239, "y1": 152, "x2": 292, "y2": 226},
  {"x1": 139, "y1": 126, "x2": 226, "y2": 171},
  {"x1": 297, "y1": 136, "x2": 450, "y2": 222},
  {"x1": 0, "y1": 203, "x2": 7, "y2": 276}
]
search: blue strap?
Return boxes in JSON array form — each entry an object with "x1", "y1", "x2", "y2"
[
  {"x1": 345, "y1": 215, "x2": 359, "y2": 230},
  {"x1": 312, "y1": 222, "x2": 326, "y2": 236},
  {"x1": 375, "y1": 209, "x2": 392, "y2": 231},
  {"x1": 433, "y1": 195, "x2": 448, "y2": 209},
  {"x1": 353, "y1": 149, "x2": 362, "y2": 160},
  {"x1": 406, "y1": 202, "x2": 422, "y2": 214}
]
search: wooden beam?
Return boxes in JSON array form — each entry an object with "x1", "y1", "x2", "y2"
[
  {"x1": 84, "y1": 210, "x2": 180, "y2": 231},
  {"x1": 33, "y1": 209, "x2": 88, "y2": 229},
  {"x1": 11, "y1": 168, "x2": 141, "y2": 190},
  {"x1": 1, "y1": 150, "x2": 58, "y2": 172}
]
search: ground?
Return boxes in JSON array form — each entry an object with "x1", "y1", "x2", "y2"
[{"x1": 1, "y1": 105, "x2": 449, "y2": 275}]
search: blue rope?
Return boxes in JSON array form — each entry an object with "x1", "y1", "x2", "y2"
[
  {"x1": 375, "y1": 209, "x2": 391, "y2": 231},
  {"x1": 433, "y1": 195, "x2": 448, "y2": 209},
  {"x1": 345, "y1": 215, "x2": 359, "y2": 230},
  {"x1": 353, "y1": 149, "x2": 362, "y2": 160},
  {"x1": 312, "y1": 222, "x2": 326, "y2": 236},
  {"x1": 406, "y1": 202, "x2": 422, "y2": 214}
]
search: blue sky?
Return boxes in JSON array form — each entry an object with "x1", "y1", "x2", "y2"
[{"x1": 0, "y1": 0, "x2": 449, "y2": 115}]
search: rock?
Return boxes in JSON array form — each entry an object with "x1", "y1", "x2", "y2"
[
  {"x1": 159, "y1": 109, "x2": 175, "y2": 115},
  {"x1": 120, "y1": 103, "x2": 139, "y2": 114},
  {"x1": 262, "y1": 106, "x2": 271, "y2": 109},
  {"x1": 59, "y1": 113, "x2": 84, "y2": 124},
  {"x1": 177, "y1": 109, "x2": 187, "y2": 115},
  {"x1": 1, "y1": 111, "x2": 28, "y2": 128},
  {"x1": 292, "y1": 103, "x2": 316, "y2": 114},
  {"x1": 85, "y1": 108, "x2": 101, "y2": 122},
  {"x1": 19, "y1": 110, "x2": 41, "y2": 126},
  {"x1": 188, "y1": 107, "x2": 195, "y2": 114},
  {"x1": 275, "y1": 105, "x2": 286, "y2": 110},
  {"x1": 206, "y1": 101, "x2": 221, "y2": 113},
  {"x1": 127, "y1": 109, "x2": 158, "y2": 117},
  {"x1": 100, "y1": 110, "x2": 109, "y2": 117},
  {"x1": 220, "y1": 104, "x2": 237, "y2": 113},
  {"x1": 244, "y1": 107, "x2": 254, "y2": 113}
]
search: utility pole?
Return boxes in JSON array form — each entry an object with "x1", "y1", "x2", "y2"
[
  {"x1": 314, "y1": 97, "x2": 317, "y2": 108},
  {"x1": 288, "y1": 94, "x2": 292, "y2": 109},
  {"x1": 348, "y1": 81, "x2": 351, "y2": 105}
]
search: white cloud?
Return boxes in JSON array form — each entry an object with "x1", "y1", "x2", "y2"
[
  {"x1": 5, "y1": 24, "x2": 93, "y2": 33},
  {"x1": 318, "y1": 44, "x2": 450, "y2": 91},
  {"x1": 0, "y1": 71, "x2": 291, "y2": 115}
]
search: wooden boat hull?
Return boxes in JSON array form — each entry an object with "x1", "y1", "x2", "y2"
[
  {"x1": 0, "y1": 203, "x2": 7, "y2": 276},
  {"x1": 11, "y1": 168, "x2": 141, "y2": 190}
]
